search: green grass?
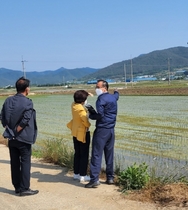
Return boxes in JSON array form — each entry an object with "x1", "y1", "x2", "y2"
[{"x1": 33, "y1": 138, "x2": 74, "y2": 170}]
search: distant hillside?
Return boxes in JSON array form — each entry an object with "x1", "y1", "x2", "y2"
[
  {"x1": 0, "y1": 67, "x2": 98, "y2": 87},
  {"x1": 1, "y1": 46, "x2": 188, "y2": 87},
  {"x1": 82, "y1": 46, "x2": 188, "y2": 81}
]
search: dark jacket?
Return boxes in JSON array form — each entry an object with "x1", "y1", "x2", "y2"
[
  {"x1": 89, "y1": 91, "x2": 119, "y2": 129},
  {"x1": 1, "y1": 93, "x2": 37, "y2": 144}
]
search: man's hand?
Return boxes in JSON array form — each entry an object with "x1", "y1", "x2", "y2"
[
  {"x1": 17, "y1": 125, "x2": 23, "y2": 132},
  {"x1": 88, "y1": 92, "x2": 94, "y2": 97}
]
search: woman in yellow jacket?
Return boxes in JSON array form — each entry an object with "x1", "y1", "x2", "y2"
[{"x1": 67, "y1": 90, "x2": 91, "y2": 182}]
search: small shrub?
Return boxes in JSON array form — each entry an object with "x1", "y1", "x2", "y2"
[{"x1": 117, "y1": 162, "x2": 150, "y2": 192}]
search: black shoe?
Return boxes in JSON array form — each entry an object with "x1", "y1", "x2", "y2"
[
  {"x1": 106, "y1": 179, "x2": 114, "y2": 185},
  {"x1": 15, "y1": 189, "x2": 20, "y2": 194},
  {"x1": 20, "y1": 189, "x2": 39, "y2": 196},
  {"x1": 85, "y1": 181, "x2": 100, "y2": 188}
]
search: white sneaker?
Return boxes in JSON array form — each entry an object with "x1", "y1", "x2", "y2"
[
  {"x1": 80, "y1": 175, "x2": 91, "y2": 182},
  {"x1": 73, "y1": 174, "x2": 80, "y2": 180}
]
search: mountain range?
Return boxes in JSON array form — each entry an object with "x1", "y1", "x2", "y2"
[
  {"x1": 0, "y1": 67, "x2": 98, "y2": 87},
  {"x1": 83, "y1": 46, "x2": 188, "y2": 80},
  {"x1": 0, "y1": 46, "x2": 188, "y2": 87}
]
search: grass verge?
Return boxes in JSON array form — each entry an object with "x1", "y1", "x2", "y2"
[
  {"x1": 33, "y1": 138, "x2": 74, "y2": 170},
  {"x1": 32, "y1": 138, "x2": 188, "y2": 208}
]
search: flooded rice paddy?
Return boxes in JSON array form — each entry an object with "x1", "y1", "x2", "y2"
[{"x1": 0, "y1": 94, "x2": 188, "y2": 177}]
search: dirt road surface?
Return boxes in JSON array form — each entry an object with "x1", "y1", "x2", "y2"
[{"x1": 0, "y1": 144, "x2": 175, "y2": 210}]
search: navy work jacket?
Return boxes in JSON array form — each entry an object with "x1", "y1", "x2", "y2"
[{"x1": 89, "y1": 91, "x2": 119, "y2": 129}]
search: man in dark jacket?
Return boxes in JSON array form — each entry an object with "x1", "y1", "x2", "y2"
[
  {"x1": 1, "y1": 77, "x2": 38, "y2": 196},
  {"x1": 85, "y1": 79, "x2": 119, "y2": 188}
]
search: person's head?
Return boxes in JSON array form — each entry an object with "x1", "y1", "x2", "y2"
[
  {"x1": 95, "y1": 79, "x2": 108, "y2": 96},
  {"x1": 15, "y1": 77, "x2": 30, "y2": 95},
  {"x1": 73, "y1": 90, "x2": 89, "y2": 104}
]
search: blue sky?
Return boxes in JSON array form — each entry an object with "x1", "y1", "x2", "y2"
[{"x1": 0, "y1": 0, "x2": 187, "y2": 72}]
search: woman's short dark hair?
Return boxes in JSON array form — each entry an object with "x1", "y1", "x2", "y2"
[
  {"x1": 74, "y1": 90, "x2": 89, "y2": 103},
  {"x1": 16, "y1": 77, "x2": 30, "y2": 93}
]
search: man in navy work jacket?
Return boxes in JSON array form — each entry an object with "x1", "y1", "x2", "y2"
[
  {"x1": 85, "y1": 79, "x2": 119, "y2": 188},
  {"x1": 1, "y1": 77, "x2": 38, "y2": 196}
]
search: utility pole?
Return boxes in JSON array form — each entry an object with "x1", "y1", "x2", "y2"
[
  {"x1": 130, "y1": 58, "x2": 133, "y2": 86},
  {"x1": 124, "y1": 63, "x2": 127, "y2": 88},
  {"x1": 63, "y1": 76, "x2": 64, "y2": 86},
  {"x1": 167, "y1": 58, "x2": 171, "y2": 85},
  {"x1": 21, "y1": 56, "x2": 27, "y2": 78}
]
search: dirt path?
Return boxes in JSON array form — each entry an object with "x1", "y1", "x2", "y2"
[{"x1": 0, "y1": 143, "x2": 177, "y2": 210}]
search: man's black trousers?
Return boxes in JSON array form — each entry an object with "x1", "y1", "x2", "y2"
[{"x1": 8, "y1": 140, "x2": 31, "y2": 192}]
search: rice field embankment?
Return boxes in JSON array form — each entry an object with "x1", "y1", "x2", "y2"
[
  {"x1": 1, "y1": 80, "x2": 188, "y2": 96},
  {"x1": 115, "y1": 86, "x2": 188, "y2": 96}
]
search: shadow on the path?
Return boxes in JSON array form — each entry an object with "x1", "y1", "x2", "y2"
[
  {"x1": 0, "y1": 158, "x2": 68, "y2": 171},
  {"x1": 0, "y1": 187, "x2": 16, "y2": 195},
  {"x1": 0, "y1": 159, "x2": 10, "y2": 164},
  {"x1": 31, "y1": 170, "x2": 86, "y2": 188},
  {"x1": 0, "y1": 146, "x2": 89, "y2": 189}
]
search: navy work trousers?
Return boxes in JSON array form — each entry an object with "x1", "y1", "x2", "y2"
[
  {"x1": 90, "y1": 127, "x2": 115, "y2": 182},
  {"x1": 8, "y1": 140, "x2": 31, "y2": 192},
  {"x1": 73, "y1": 131, "x2": 90, "y2": 176}
]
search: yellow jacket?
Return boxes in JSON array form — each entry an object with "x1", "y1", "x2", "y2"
[{"x1": 67, "y1": 103, "x2": 91, "y2": 143}]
